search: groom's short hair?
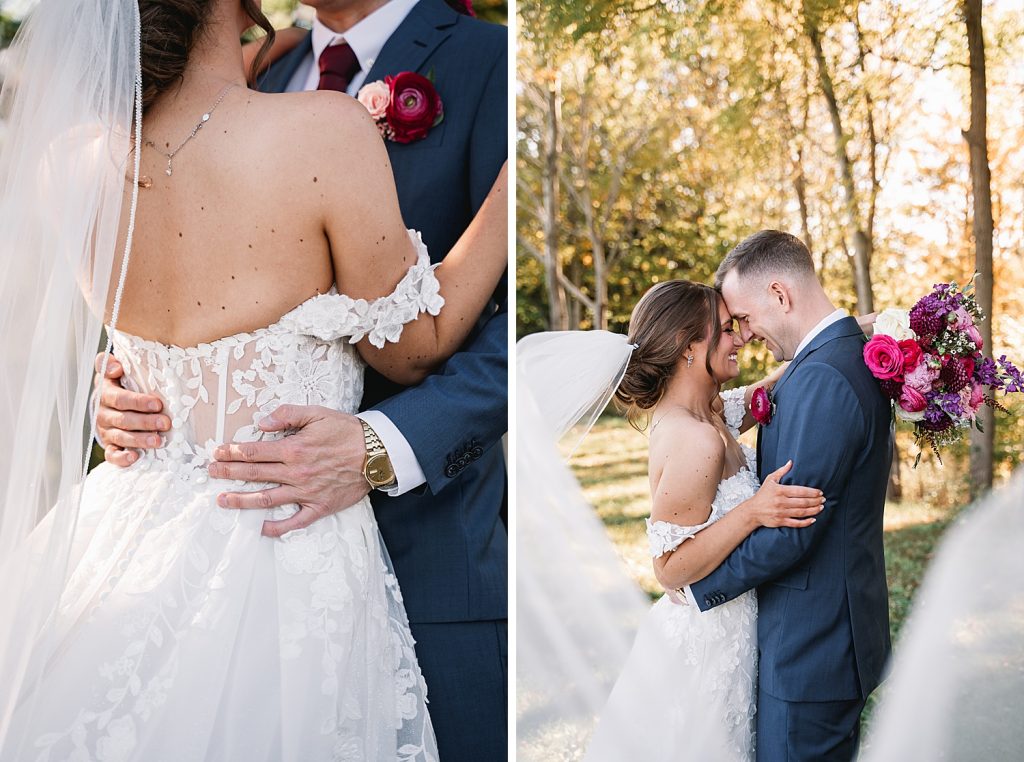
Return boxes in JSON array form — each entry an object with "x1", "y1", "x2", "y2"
[{"x1": 714, "y1": 230, "x2": 815, "y2": 290}]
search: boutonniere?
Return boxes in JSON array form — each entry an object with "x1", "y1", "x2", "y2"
[
  {"x1": 751, "y1": 386, "x2": 775, "y2": 426},
  {"x1": 356, "y1": 71, "x2": 444, "y2": 144}
]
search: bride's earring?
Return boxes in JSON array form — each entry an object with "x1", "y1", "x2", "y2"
[{"x1": 687, "y1": 354, "x2": 694, "y2": 368}]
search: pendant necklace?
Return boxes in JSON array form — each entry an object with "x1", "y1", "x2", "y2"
[{"x1": 140, "y1": 83, "x2": 237, "y2": 184}]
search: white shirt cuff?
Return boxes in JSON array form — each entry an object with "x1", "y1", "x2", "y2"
[
  {"x1": 683, "y1": 585, "x2": 700, "y2": 608},
  {"x1": 355, "y1": 410, "x2": 426, "y2": 497}
]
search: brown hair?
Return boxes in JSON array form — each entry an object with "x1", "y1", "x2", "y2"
[
  {"x1": 614, "y1": 280, "x2": 723, "y2": 429},
  {"x1": 714, "y1": 229, "x2": 815, "y2": 290},
  {"x1": 139, "y1": 0, "x2": 275, "y2": 113}
]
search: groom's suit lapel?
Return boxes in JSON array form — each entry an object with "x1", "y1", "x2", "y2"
[
  {"x1": 757, "y1": 316, "x2": 862, "y2": 480},
  {"x1": 769, "y1": 316, "x2": 863, "y2": 399},
  {"x1": 363, "y1": 0, "x2": 459, "y2": 86}
]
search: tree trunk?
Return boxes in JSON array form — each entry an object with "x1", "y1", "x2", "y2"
[
  {"x1": 803, "y1": 5, "x2": 875, "y2": 314},
  {"x1": 567, "y1": 258, "x2": 584, "y2": 329},
  {"x1": 542, "y1": 79, "x2": 568, "y2": 330},
  {"x1": 963, "y1": 0, "x2": 994, "y2": 497}
]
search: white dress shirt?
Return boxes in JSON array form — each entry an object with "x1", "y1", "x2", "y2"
[
  {"x1": 287, "y1": 1, "x2": 427, "y2": 497},
  {"x1": 682, "y1": 307, "x2": 849, "y2": 607},
  {"x1": 286, "y1": 0, "x2": 420, "y2": 96},
  {"x1": 793, "y1": 308, "x2": 848, "y2": 360}
]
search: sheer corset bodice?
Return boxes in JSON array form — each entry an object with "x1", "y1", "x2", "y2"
[{"x1": 108, "y1": 230, "x2": 443, "y2": 485}]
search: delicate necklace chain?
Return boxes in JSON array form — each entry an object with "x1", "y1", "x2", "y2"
[{"x1": 147, "y1": 83, "x2": 236, "y2": 177}]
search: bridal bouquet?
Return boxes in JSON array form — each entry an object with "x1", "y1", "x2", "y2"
[{"x1": 862, "y1": 279, "x2": 1023, "y2": 464}]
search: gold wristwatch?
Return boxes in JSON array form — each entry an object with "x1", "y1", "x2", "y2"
[{"x1": 360, "y1": 419, "x2": 398, "y2": 491}]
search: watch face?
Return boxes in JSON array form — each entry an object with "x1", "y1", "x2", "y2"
[{"x1": 365, "y1": 453, "x2": 396, "y2": 487}]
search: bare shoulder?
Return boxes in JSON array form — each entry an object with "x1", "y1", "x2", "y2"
[
  {"x1": 251, "y1": 90, "x2": 378, "y2": 151},
  {"x1": 650, "y1": 414, "x2": 726, "y2": 466},
  {"x1": 649, "y1": 415, "x2": 725, "y2": 524}
]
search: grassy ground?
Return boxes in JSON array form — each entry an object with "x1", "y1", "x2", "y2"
[{"x1": 568, "y1": 414, "x2": 964, "y2": 731}]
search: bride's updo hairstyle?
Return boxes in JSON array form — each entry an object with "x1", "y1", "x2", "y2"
[
  {"x1": 615, "y1": 280, "x2": 722, "y2": 429},
  {"x1": 139, "y1": 0, "x2": 275, "y2": 112}
]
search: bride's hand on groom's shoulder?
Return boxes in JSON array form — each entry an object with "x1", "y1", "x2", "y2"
[
  {"x1": 207, "y1": 405, "x2": 370, "y2": 538},
  {"x1": 741, "y1": 460, "x2": 825, "y2": 529},
  {"x1": 857, "y1": 312, "x2": 879, "y2": 336},
  {"x1": 94, "y1": 353, "x2": 170, "y2": 468}
]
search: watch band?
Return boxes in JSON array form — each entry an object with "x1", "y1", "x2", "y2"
[{"x1": 360, "y1": 419, "x2": 398, "y2": 491}]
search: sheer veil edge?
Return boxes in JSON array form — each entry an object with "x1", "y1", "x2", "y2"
[{"x1": 0, "y1": 1, "x2": 141, "y2": 753}]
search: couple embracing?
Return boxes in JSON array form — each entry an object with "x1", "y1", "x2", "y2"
[
  {"x1": 0, "y1": 0, "x2": 505, "y2": 760},
  {"x1": 521, "y1": 230, "x2": 892, "y2": 761}
]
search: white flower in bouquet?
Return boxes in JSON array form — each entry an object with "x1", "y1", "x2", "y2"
[{"x1": 874, "y1": 308, "x2": 914, "y2": 341}]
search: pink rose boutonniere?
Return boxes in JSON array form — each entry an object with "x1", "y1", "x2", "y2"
[
  {"x1": 356, "y1": 71, "x2": 444, "y2": 144},
  {"x1": 751, "y1": 386, "x2": 774, "y2": 426}
]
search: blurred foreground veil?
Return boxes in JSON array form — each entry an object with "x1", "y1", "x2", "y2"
[
  {"x1": 516, "y1": 331, "x2": 649, "y2": 760},
  {"x1": 0, "y1": 0, "x2": 140, "y2": 756},
  {"x1": 863, "y1": 468, "x2": 1024, "y2": 760}
]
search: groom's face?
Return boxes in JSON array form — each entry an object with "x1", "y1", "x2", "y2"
[{"x1": 720, "y1": 270, "x2": 787, "y2": 362}]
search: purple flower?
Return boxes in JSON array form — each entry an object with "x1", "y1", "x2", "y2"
[
  {"x1": 975, "y1": 356, "x2": 1002, "y2": 388},
  {"x1": 933, "y1": 391, "x2": 966, "y2": 419},
  {"x1": 998, "y1": 355, "x2": 1024, "y2": 393}
]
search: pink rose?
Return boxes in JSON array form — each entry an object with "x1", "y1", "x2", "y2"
[
  {"x1": 967, "y1": 323, "x2": 984, "y2": 349},
  {"x1": 898, "y1": 386, "x2": 927, "y2": 413},
  {"x1": 962, "y1": 382, "x2": 985, "y2": 414},
  {"x1": 904, "y1": 354, "x2": 940, "y2": 392},
  {"x1": 357, "y1": 80, "x2": 391, "y2": 120},
  {"x1": 897, "y1": 339, "x2": 923, "y2": 373},
  {"x1": 863, "y1": 335, "x2": 905, "y2": 381}
]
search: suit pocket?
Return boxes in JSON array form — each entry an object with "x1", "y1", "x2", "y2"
[{"x1": 770, "y1": 564, "x2": 809, "y2": 590}]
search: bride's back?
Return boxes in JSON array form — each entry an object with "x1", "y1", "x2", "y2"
[{"x1": 111, "y1": 88, "x2": 342, "y2": 348}]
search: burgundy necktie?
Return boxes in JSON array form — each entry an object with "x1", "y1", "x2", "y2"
[{"x1": 317, "y1": 42, "x2": 361, "y2": 93}]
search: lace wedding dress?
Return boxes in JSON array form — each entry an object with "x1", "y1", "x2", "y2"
[
  {"x1": 3, "y1": 233, "x2": 440, "y2": 762},
  {"x1": 585, "y1": 389, "x2": 758, "y2": 762}
]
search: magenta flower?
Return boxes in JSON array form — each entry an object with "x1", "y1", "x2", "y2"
[
  {"x1": 751, "y1": 386, "x2": 773, "y2": 426},
  {"x1": 384, "y1": 72, "x2": 443, "y2": 144},
  {"x1": 863, "y1": 335, "x2": 905, "y2": 381}
]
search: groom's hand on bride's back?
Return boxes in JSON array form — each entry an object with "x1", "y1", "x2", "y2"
[
  {"x1": 94, "y1": 353, "x2": 171, "y2": 468},
  {"x1": 206, "y1": 405, "x2": 370, "y2": 539}
]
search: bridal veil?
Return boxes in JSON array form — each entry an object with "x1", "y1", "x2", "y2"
[{"x1": 0, "y1": 0, "x2": 141, "y2": 753}]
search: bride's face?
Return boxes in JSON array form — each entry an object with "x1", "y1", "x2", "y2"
[{"x1": 706, "y1": 298, "x2": 744, "y2": 382}]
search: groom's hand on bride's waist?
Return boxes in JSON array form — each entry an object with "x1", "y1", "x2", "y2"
[
  {"x1": 94, "y1": 353, "x2": 171, "y2": 468},
  {"x1": 207, "y1": 405, "x2": 371, "y2": 538}
]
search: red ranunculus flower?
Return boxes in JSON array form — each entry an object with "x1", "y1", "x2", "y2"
[
  {"x1": 897, "y1": 339, "x2": 923, "y2": 373},
  {"x1": 751, "y1": 386, "x2": 773, "y2": 426},
  {"x1": 444, "y1": 0, "x2": 475, "y2": 15},
  {"x1": 385, "y1": 72, "x2": 443, "y2": 144},
  {"x1": 863, "y1": 334, "x2": 905, "y2": 381}
]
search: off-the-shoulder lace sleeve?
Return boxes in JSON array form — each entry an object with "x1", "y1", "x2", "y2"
[
  {"x1": 646, "y1": 515, "x2": 716, "y2": 558},
  {"x1": 720, "y1": 386, "x2": 747, "y2": 438},
  {"x1": 285, "y1": 229, "x2": 444, "y2": 347}
]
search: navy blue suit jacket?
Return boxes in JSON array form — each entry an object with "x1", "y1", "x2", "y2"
[
  {"x1": 258, "y1": 0, "x2": 507, "y2": 625},
  {"x1": 690, "y1": 317, "x2": 892, "y2": 702}
]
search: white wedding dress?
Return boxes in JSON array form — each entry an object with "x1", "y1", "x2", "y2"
[
  {"x1": 3, "y1": 233, "x2": 440, "y2": 762},
  {"x1": 585, "y1": 390, "x2": 758, "y2": 762}
]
